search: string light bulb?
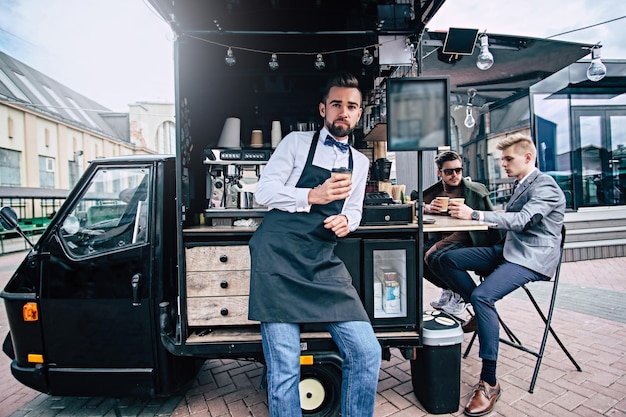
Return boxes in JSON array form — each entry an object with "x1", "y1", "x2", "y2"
[
  {"x1": 362, "y1": 48, "x2": 373, "y2": 65},
  {"x1": 269, "y1": 53, "x2": 279, "y2": 70},
  {"x1": 464, "y1": 107, "x2": 476, "y2": 128},
  {"x1": 476, "y1": 35, "x2": 494, "y2": 70},
  {"x1": 225, "y1": 47, "x2": 236, "y2": 66},
  {"x1": 314, "y1": 53, "x2": 326, "y2": 70},
  {"x1": 587, "y1": 45, "x2": 607, "y2": 82},
  {"x1": 464, "y1": 88, "x2": 477, "y2": 128}
]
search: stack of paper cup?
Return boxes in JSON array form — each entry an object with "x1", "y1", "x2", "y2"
[
  {"x1": 271, "y1": 121, "x2": 282, "y2": 148},
  {"x1": 218, "y1": 117, "x2": 241, "y2": 148}
]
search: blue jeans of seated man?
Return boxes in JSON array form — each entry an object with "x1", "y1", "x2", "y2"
[
  {"x1": 261, "y1": 321, "x2": 381, "y2": 417},
  {"x1": 438, "y1": 244, "x2": 546, "y2": 361}
]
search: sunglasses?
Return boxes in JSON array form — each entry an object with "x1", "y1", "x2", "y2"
[{"x1": 442, "y1": 167, "x2": 463, "y2": 176}]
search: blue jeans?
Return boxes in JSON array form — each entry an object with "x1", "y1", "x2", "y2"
[
  {"x1": 261, "y1": 321, "x2": 381, "y2": 417},
  {"x1": 438, "y1": 244, "x2": 545, "y2": 361}
]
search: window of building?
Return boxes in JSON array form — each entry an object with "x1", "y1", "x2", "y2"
[
  {"x1": 13, "y1": 71, "x2": 59, "y2": 114},
  {"x1": 0, "y1": 148, "x2": 21, "y2": 186},
  {"x1": 43, "y1": 85, "x2": 83, "y2": 123},
  {"x1": 39, "y1": 155, "x2": 56, "y2": 189},
  {"x1": 156, "y1": 121, "x2": 176, "y2": 154},
  {"x1": 0, "y1": 69, "x2": 30, "y2": 102},
  {"x1": 65, "y1": 96, "x2": 99, "y2": 129}
]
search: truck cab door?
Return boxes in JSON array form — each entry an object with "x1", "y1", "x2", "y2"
[{"x1": 38, "y1": 164, "x2": 157, "y2": 396}]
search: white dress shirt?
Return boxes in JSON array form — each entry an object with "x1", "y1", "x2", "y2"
[{"x1": 255, "y1": 127, "x2": 369, "y2": 231}]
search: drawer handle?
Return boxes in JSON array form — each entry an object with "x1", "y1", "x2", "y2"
[
  {"x1": 220, "y1": 308, "x2": 229, "y2": 316},
  {"x1": 219, "y1": 254, "x2": 228, "y2": 263},
  {"x1": 220, "y1": 280, "x2": 229, "y2": 289}
]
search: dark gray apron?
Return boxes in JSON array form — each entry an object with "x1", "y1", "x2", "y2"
[{"x1": 248, "y1": 131, "x2": 369, "y2": 323}]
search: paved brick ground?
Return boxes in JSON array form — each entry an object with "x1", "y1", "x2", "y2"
[{"x1": 2, "y1": 251, "x2": 626, "y2": 416}]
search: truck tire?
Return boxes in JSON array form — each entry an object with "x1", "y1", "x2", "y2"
[{"x1": 299, "y1": 363, "x2": 341, "y2": 417}]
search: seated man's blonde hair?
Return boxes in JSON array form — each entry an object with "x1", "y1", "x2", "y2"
[{"x1": 496, "y1": 133, "x2": 536, "y2": 158}]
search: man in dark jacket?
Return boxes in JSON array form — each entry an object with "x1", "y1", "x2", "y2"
[{"x1": 412, "y1": 151, "x2": 500, "y2": 315}]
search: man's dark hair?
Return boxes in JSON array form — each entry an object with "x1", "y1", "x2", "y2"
[
  {"x1": 322, "y1": 72, "x2": 361, "y2": 104},
  {"x1": 434, "y1": 150, "x2": 462, "y2": 169}
]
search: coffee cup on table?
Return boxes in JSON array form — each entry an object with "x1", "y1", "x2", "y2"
[
  {"x1": 450, "y1": 197, "x2": 465, "y2": 206},
  {"x1": 435, "y1": 196, "x2": 449, "y2": 213}
]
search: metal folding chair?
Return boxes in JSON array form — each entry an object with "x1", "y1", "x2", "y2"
[{"x1": 462, "y1": 225, "x2": 582, "y2": 393}]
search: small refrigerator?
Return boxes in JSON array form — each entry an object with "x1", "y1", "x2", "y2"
[{"x1": 363, "y1": 239, "x2": 417, "y2": 329}]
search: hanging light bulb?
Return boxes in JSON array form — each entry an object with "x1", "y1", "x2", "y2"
[
  {"x1": 464, "y1": 88, "x2": 477, "y2": 128},
  {"x1": 314, "y1": 53, "x2": 326, "y2": 70},
  {"x1": 464, "y1": 107, "x2": 476, "y2": 128},
  {"x1": 476, "y1": 35, "x2": 494, "y2": 70},
  {"x1": 224, "y1": 47, "x2": 236, "y2": 66},
  {"x1": 587, "y1": 45, "x2": 607, "y2": 82},
  {"x1": 268, "y1": 53, "x2": 279, "y2": 70},
  {"x1": 362, "y1": 48, "x2": 373, "y2": 66}
]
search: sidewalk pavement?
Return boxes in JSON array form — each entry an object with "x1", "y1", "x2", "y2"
[{"x1": 1, "y1": 250, "x2": 625, "y2": 417}]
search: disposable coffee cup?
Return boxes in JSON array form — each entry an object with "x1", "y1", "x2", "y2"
[
  {"x1": 450, "y1": 197, "x2": 465, "y2": 206},
  {"x1": 435, "y1": 196, "x2": 449, "y2": 212},
  {"x1": 331, "y1": 167, "x2": 352, "y2": 180},
  {"x1": 250, "y1": 130, "x2": 263, "y2": 148}
]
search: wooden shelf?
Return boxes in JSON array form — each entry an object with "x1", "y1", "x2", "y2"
[{"x1": 364, "y1": 123, "x2": 387, "y2": 142}]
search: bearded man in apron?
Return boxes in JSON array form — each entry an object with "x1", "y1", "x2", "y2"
[{"x1": 249, "y1": 73, "x2": 381, "y2": 417}]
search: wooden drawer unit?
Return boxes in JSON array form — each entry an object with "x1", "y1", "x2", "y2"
[
  {"x1": 185, "y1": 245, "x2": 257, "y2": 326},
  {"x1": 186, "y1": 245, "x2": 250, "y2": 271}
]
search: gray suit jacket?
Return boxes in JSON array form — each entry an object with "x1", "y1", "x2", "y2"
[{"x1": 482, "y1": 170, "x2": 566, "y2": 278}]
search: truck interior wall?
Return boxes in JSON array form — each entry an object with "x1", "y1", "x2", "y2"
[{"x1": 176, "y1": 34, "x2": 378, "y2": 223}]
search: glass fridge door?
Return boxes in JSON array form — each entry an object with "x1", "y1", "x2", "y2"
[{"x1": 363, "y1": 239, "x2": 417, "y2": 329}]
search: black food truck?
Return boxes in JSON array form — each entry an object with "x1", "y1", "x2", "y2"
[{"x1": 1, "y1": 1, "x2": 451, "y2": 415}]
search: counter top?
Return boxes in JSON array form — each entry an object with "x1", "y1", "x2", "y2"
[
  {"x1": 422, "y1": 215, "x2": 496, "y2": 232},
  {"x1": 184, "y1": 216, "x2": 495, "y2": 235}
]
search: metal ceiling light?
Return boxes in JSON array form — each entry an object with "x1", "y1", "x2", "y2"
[
  {"x1": 269, "y1": 53, "x2": 279, "y2": 70},
  {"x1": 362, "y1": 48, "x2": 373, "y2": 65},
  {"x1": 314, "y1": 53, "x2": 326, "y2": 70},
  {"x1": 225, "y1": 47, "x2": 236, "y2": 66},
  {"x1": 476, "y1": 35, "x2": 494, "y2": 70},
  {"x1": 587, "y1": 44, "x2": 607, "y2": 82}
]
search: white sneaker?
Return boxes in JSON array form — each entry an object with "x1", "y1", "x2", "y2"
[
  {"x1": 442, "y1": 292, "x2": 467, "y2": 315},
  {"x1": 430, "y1": 289, "x2": 452, "y2": 310}
]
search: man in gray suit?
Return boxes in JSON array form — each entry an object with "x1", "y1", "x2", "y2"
[{"x1": 440, "y1": 133, "x2": 566, "y2": 417}]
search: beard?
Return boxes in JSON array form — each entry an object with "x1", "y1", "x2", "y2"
[{"x1": 325, "y1": 119, "x2": 354, "y2": 138}]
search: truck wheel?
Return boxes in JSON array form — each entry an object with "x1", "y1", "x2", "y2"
[{"x1": 299, "y1": 363, "x2": 341, "y2": 416}]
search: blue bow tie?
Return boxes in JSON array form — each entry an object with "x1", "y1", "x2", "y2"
[{"x1": 324, "y1": 136, "x2": 349, "y2": 153}]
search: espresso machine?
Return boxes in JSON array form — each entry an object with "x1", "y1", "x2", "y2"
[{"x1": 203, "y1": 148, "x2": 272, "y2": 225}]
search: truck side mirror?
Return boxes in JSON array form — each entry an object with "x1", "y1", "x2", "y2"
[
  {"x1": 0, "y1": 206, "x2": 19, "y2": 230},
  {"x1": 0, "y1": 206, "x2": 35, "y2": 250}
]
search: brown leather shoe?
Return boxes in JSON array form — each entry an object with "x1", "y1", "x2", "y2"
[
  {"x1": 464, "y1": 380, "x2": 501, "y2": 416},
  {"x1": 462, "y1": 316, "x2": 477, "y2": 333}
]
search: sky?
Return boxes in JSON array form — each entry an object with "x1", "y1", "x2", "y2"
[
  {"x1": 0, "y1": 0, "x2": 624, "y2": 113},
  {"x1": 0, "y1": 0, "x2": 175, "y2": 112}
]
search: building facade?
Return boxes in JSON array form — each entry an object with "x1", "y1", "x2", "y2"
[
  {"x1": 0, "y1": 50, "x2": 174, "y2": 220},
  {"x1": 460, "y1": 60, "x2": 626, "y2": 211}
]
